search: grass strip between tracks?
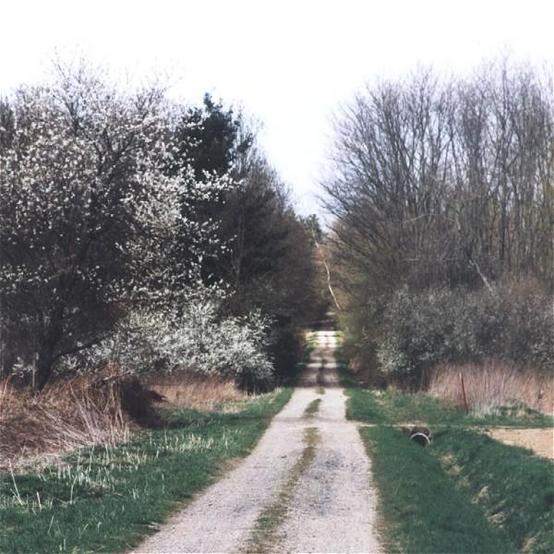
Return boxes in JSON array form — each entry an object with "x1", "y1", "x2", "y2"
[{"x1": 242, "y1": 426, "x2": 320, "y2": 554}]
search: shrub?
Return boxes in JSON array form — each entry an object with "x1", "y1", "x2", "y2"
[
  {"x1": 377, "y1": 283, "x2": 553, "y2": 384},
  {"x1": 266, "y1": 319, "x2": 303, "y2": 385},
  {"x1": 499, "y1": 280, "x2": 554, "y2": 370},
  {"x1": 61, "y1": 299, "x2": 275, "y2": 391},
  {"x1": 0, "y1": 65, "x2": 230, "y2": 388}
]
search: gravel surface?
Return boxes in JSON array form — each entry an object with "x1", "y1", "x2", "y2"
[
  {"x1": 134, "y1": 330, "x2": 381, "y2": 553},
  {"x1": 274, "y1": 331, "x2": 381, "y2": 554}
]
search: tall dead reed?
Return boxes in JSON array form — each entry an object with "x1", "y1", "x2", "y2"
[
  {"x1": 0, "y1": 369, "x2": 130, "y2": 469},
  {"x1": 428, "y1": 359, "x2": 553, "y2": 416},
  {"x1": 142, "y1": 371, "x2": 247, "y2": 411}
]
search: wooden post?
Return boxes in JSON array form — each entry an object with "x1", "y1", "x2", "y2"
[{"x1": 460, "y1": 372, "x2": 469, "y2": 413}]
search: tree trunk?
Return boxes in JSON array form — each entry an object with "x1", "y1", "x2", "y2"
[
  {"x1": 35, "y1": 310, "x2": 63, "y2": 390},
  {"x1": 35, "y1": 347, "x2": 55, "y2": 391}
]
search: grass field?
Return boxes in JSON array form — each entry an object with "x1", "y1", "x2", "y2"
[{"x1": 0, "y1": 387, "x2": 292, "y2": 553}]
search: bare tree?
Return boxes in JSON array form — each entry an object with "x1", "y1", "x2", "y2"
[{"x1": 325, "y1": 61, "x2": 554, "y2": 302}]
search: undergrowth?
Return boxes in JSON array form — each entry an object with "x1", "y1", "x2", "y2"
[{"x1": 429, "y1": 360, "x2": 553, "y2": 416}]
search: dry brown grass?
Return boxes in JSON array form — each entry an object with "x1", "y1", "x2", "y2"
[
  {"x1": 0, "y1": 369, "x2": 131, "y2": 470},
  {"x1": 428, "y1": 359, "x2": 554, "y2": 416},
  {"x1": 142, "y1": 372, "x2": 247, "y2": 411},
  {"x1": 0, "y1": 369, "x2": 248, "y2": 470}
]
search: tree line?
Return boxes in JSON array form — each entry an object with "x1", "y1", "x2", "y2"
[{"x1": 325, "y1": 60, "x2": 553, "y2": 385}]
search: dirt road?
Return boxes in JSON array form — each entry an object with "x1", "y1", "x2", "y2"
[{"x1": 135, "y1": 330, "x2": 381, "y2": 553}]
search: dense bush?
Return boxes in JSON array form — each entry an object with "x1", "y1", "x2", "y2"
[
  {"x1": 267, "y1": 319, "x2": 303, "y2": 385},
  {"x1": 499, "y1": 282, "x2": 554, "y2": 370},
  {"x1": 378, "y1": 284, "x2": 554, "y2": 384},
  {"x1": 57, "y1": 299, "x2": 274, "y2": 391}
]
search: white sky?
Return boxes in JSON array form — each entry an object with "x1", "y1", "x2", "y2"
[{"x1": 1, "y1": 0, "x2": 553, "y2": 216}]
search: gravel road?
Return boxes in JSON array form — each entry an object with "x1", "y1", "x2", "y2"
[{"x1": 135, "y1": 330, "x2": 381, "y2": 553}]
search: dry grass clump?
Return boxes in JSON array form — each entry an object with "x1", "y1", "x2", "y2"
[
  {"x1": 0, "y1": 369, "x2": 248, "y2": 469},
  {"x1": 428, "y1": 359, "x2": 553, "y2": 416},
  {"x1": 0, "y1": 369, "x2": 132, "y2": 470},
  {"x1": 142, "y1": 371, "x2": 247, "y2": 411}
]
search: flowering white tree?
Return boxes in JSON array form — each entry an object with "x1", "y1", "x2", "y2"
[{"x1": 0, "y1": 65, "x2": 230, "y2": 388}]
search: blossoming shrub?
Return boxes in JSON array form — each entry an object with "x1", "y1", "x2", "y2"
[{"x1": 64, "y1": 299, "x2": 274, "y2": 391}]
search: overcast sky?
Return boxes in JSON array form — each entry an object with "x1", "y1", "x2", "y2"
[{"x1": 1, "y1": 0, "x2": 553, "y2": 216}]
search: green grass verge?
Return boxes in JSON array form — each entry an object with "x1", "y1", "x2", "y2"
[
  {"x1": 345, "y1": 383, "x2": 553, "y2": 427},
  {"x1": 433, "y1": 427, "x2": 554, "y2": 554},
  {"x1": 0, "y1": 387, "x2": 292, "y2": 553},
  {"x1": 359, "y1": 426, "x2": 515, "y2": 553},
  {"x1": 344, "y1": 349, "x2": 553, "y2": 553}
]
